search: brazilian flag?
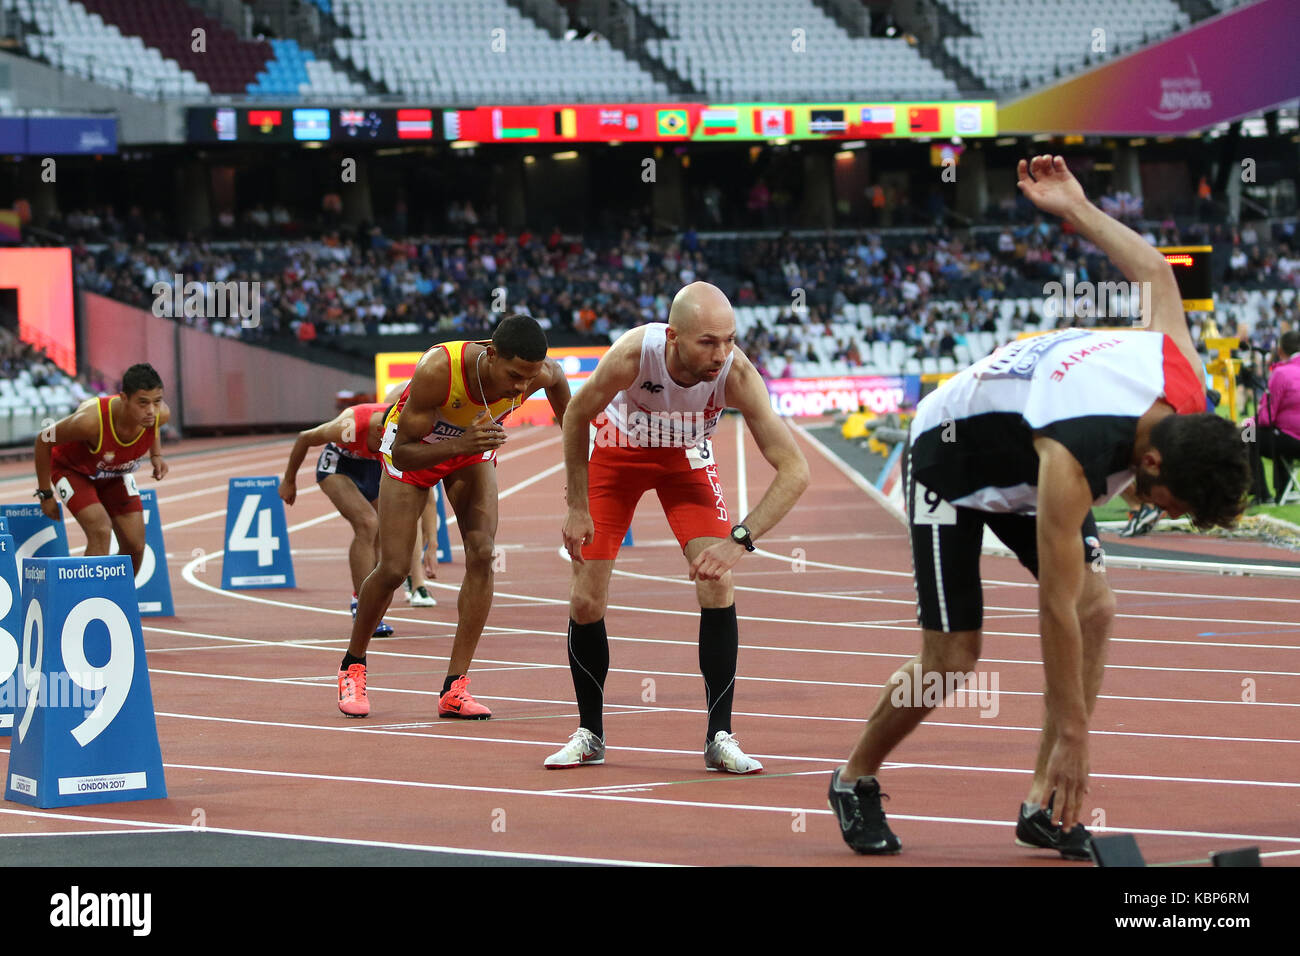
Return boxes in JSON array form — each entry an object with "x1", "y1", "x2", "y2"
[{"x1": 656, "y1": 109, "x2": 689, "y2": 137}]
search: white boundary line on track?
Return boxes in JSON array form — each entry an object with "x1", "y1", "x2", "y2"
[
  {"x1": 0, "y1": 808, "x2": 672, "y2": 866},
  {"x1": 1, "y1": 748, "x2": 1293, "y2": 849}
]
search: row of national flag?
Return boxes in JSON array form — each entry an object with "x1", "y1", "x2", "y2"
[{"x1": 687, "y1": 104, "x2": 973, "y2": 138}]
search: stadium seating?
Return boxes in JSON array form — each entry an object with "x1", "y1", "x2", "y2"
[
  {"x1": 943, "y1": 0, "x2": 1190, "y2": 92},
  {"x1": 9, "y1": 0, "x2": 362, "y2": 98},
  {"x1": 0, "y1": 367, "x2": 85, "y2": 447},
  {"x1": 328, "y1": 0, "x2": 668, "y2": 101},
  {"x1": 247, "y1": 38, "x2": 365, "y2": 97},
  {"x1": 631, "y1": 0, "x2": 957, "y2": 101},
  {"x1": 10, "y1": 0, "x2": 209, "y2": 97}
]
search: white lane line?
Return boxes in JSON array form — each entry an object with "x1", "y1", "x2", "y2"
[
  {"x1": 2, "y1": 738, "x2": 1288, "y2": 846},
  {"x1": 0, "y1": 808, "x2": 672, "y2": 866},
  {"x1": 734, "y1": 415, "x2": 749, "y2": 516}
]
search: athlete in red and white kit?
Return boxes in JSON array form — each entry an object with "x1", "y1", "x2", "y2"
[
  {"x1": 551, "y1": 281, "x2": 810, "y2": 773},
  {"x1": 33, "y1": 363, "x2": 169, "y2": 574}
]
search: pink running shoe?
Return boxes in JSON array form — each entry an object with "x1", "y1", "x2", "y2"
[
  {"x1": 338, "y1": 663, "x2": 370, "y2": 717},
  {"x1": 437, "y1": 676, "x2": 492, "y2": 719}
]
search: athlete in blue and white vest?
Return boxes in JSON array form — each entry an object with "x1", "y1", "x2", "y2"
[{"x1": 829, "y1": 156, "x2": 1251, "y2": 859}]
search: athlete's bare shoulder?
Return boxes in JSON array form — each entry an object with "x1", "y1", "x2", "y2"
[{"x1": 408, "y1": 345, "x2": 452, "y2": 407}]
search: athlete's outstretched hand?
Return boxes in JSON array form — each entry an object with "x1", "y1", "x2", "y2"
[
  {"x1": 151, "y1": 455, "x2": 169, "y2": 481},
  {"x1": 688, "y1": 538, "x2": 746, "y2": 582},
  {"x1": 1016, "y1": 155, "x2": 1087, "y2": 220},
  {"x1": 563, "y1": 509, "x2": 594, "y2": 563},
  {"x1": 1042, "y1": 735, "x2": 1090, "y2": 831},
  {"x1": 278, "y1": 477, "x2": 297, "y2": 506},
  {"x1": 461, "y1": 410, "x2": 507, "y2": 455},
  {"x1": 40, "y1": 496, "x2": 59, "y2": 521}
]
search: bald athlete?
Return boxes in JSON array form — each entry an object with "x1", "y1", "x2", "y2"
[{"x1": 548, "y1": 281, "x2": 811, "y2": 773}]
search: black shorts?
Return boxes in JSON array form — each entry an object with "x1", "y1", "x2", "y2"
[
  {"x1": 316, "y1": 443, "x2": 382, "y2": 502},
  {"x1": 905, "y1": 446, "x2": 1104, "y2": 633}
]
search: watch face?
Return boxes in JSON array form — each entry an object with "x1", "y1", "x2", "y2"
[{"x1": 732, "y1": 527, "x2": 746, "y2": 541}]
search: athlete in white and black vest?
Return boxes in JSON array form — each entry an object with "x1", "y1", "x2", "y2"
[
  {"x1": 552, "y1": 282, "x2": 811, "y2": 774},
  {"x1": 830, "y1": 156, "x2": 1250, "y2": 858}
]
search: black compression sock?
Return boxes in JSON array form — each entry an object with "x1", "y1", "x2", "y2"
[
  {"x1": 699, "y1": 605, "x2": 739, "y2": 743},
  {"x1": 442, "y1": 674, "x2": 463, "y2": 695},
  {"x1": 341, "y1": 653, "x2": 366, "y2": 669},
  {"x1": 568, "y1": 618, "x2": 609, "y2": 739}
]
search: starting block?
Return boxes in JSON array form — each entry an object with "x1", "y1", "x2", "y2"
[
  {"x1": 0, "y1": 502, "x2": 70, "y2": 572},
  {"x1": 1210, "y1": 847, "x2": 1261, "y2": 867},
  {"x1": 1090, "y1": 833, "x2": 1146, "y2": 867},
  {"x1": 4, "y1": 555, "x2": 167, "y2": 808},
  {"x1": 221, "y1": 477, "x2": 295, "y2": 590}
]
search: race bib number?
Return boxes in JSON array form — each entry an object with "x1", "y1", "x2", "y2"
[
  {"x1": 318, "y1": 446, "x2": 340, "y2": 475},
  {"x1": 912, "y1": 482, "x2": 957, "y2": 526},
  {"x1": 685, "y1": 439, "x2": 713, "y2": 470},
  {"x1": 122, "y1": 474, "x2": 140, "y2": 497},
  {"x1": 379, "y1": 420, "x2": 398, "y2": 456},
  {"x1": 54, "y1": 476, "x2": 74, "y2": 503}
]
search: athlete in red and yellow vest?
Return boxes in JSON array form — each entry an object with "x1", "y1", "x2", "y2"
[
  {"x1": 34, "y1": 363, "x2": 169, "y2": 574},
  {"x1": 379, "y1": 341, "x2": 521, "y2": 488},
  {"x1": 337, "y1": 319, "x2": 570, "y2": 721}
]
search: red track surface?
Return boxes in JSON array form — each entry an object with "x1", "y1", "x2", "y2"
[{"x1": 1, "y1": 422, "x2": 1296, "y2": 866}]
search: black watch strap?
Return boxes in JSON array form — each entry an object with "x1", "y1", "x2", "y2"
[
  {"x1": 731, "y1": 524, "x2": 756, "y2": 552},
  {"x1": 34, "y1": 488, "x2": 54, "y2": 500}
]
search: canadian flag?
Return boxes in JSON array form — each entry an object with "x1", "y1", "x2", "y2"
[{"x1": 752, "y1": 108, "x2": 793, "y2": 136}]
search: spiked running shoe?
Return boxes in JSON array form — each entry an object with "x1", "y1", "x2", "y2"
[
  {"x1": 704, "y1": 731, "x2": 763, "y2": 774},
  {"x1": 1129, "y1": 503, "x2": 1163, "y2": 537},
  {"x1": 544, "y1": 728, "x2": 606, "y2": 768},
  {"x1": 828, "y1": 768, "x2": 901, "y2": 855},
  {"x1": 338, "y1": 664, "x2": 369, "y2": 718},
  {"x1": 438, "y1": 676, "x2": 492, "y2": 719},
  {"x1": 1015, "y1": 797, "x2": 1094, "y2": 861},
  {"x1": 407, "y1": 585, "x2": 438, "y2": 607}
]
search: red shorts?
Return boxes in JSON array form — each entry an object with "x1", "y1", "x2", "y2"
[
  {"x1": 382, "y1": 447, "x2": 495, "y2": 489},
  {"x1": 583, "y1": 440, "x2": 731, "y2": 561},
  {"x1": 51, "y1": 469, "x2": 144, "y2": 518}
]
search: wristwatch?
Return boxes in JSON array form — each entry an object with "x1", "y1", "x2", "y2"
[
  {"x1": 34, "y1": 488, "x2": 53, "y2": 500},
  {"x1": 730, "y1": 524, "x2": 755, "y2": 552}
]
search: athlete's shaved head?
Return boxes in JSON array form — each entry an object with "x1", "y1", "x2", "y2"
[
  {"x1": 664, "y1": 282, "x2": 737, "y2": 386},
  {"x1": 668, "y1": 282, "x2": 734, "y2": 336}
]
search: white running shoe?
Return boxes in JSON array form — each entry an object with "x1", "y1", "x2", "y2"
[
  {"x1": 544, "y1": 728, "x2": 606, "y2": 769},
  {"x1": 407, "y1": 585, "x2": 438, "y2": 607},
  {"x1": 704, "y1": 731, "x2": 763, "y2": 774}
]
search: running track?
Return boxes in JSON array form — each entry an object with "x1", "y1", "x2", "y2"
[{"x1": 0, "y1": 421, "x2": 1296, "y2": 867}]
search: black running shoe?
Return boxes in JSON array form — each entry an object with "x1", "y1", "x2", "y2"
[
  {"x1": 1015, "y1": 798, "x2": 1094, "y2": 861},
  {"x1": 828, "y1": 768, "x2": 901, "y2": 855}
]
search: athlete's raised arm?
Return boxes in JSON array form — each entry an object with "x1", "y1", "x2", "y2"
[
  {"x1": 561, "y1": 329, "x2": 643, "y2": 561},
  {"x1": 1017, "y1": 154, "x2": 1198, "y2": 373},
  {"x1": 688, "y1": 350, "x2": 810, "y2": 582}
]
